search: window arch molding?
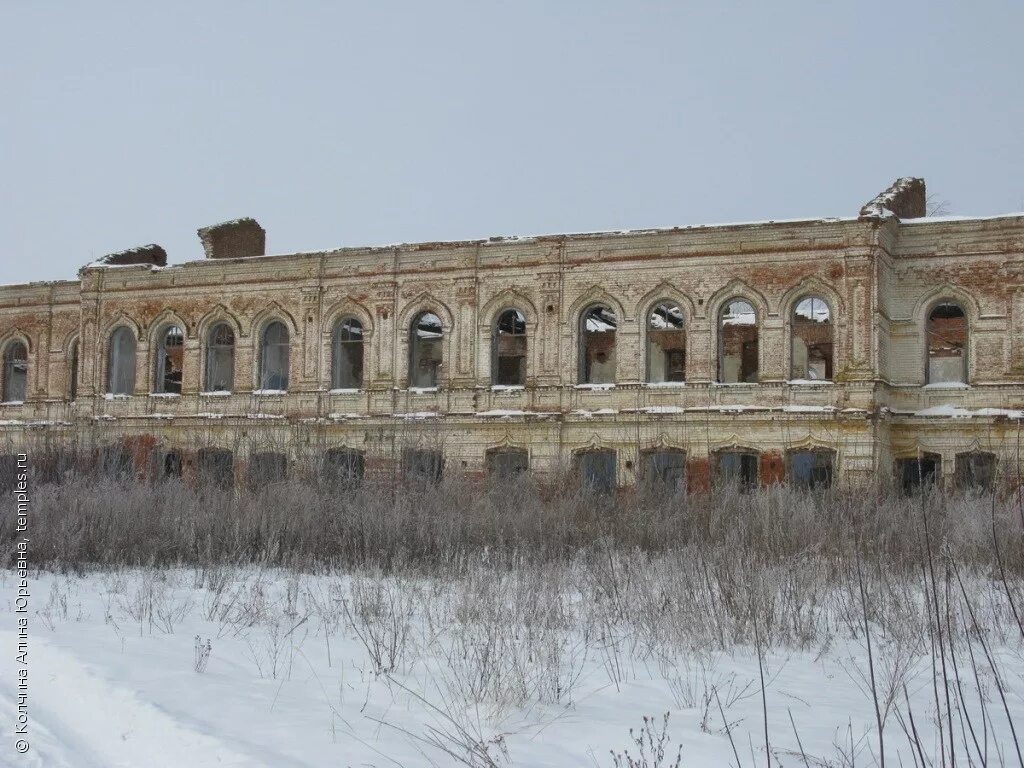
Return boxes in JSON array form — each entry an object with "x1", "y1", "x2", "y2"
[
  {"x1": 787, "y1": 294, "x2": 835, "y2": 382},
  {"x1": 147, "y1": 311, "x2": 189, "y2": 395},
  {"x1": 63, "y1": 333, "x2": 80, "y2": 401},
  {"x1": 104, "y1": 324, "x2": 139, "y2": 395},
  {"x1": 1, "y1": 334, "x2": 31, "y2": 403},
  {"x1": 396, "y1": 294, "x2": 454, "y2": 388},
  {"x1": 923, "y1": 297, "x2": 970, "y2": 385},
  {"x1": 638, "y1": 291, "x2": 692, "y2": 384},
  {"x1": 321, "y1": 299, "x2": 374, "y2": 389},
  {"x1": 196, "y1": 307, "x2": 243, "y2": 393},
  {"x1": 707, "y1": 281, "x2": 769, "y2": 382},
  {"x1": 567, "y1": 287, "x2": 627, "y2": 385},
  {"x1": 712, "y1": 294, "x2": 763, "y2": 384}
]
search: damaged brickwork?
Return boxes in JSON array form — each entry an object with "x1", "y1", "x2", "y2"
[{"x1": 1, "y1": 178, "x2": 1023, "y2": 491}]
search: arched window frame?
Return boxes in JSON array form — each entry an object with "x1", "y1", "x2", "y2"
[
  {"x1": 491, "y1": 308, "x2": 528, "y2": 387},
  {"x1": 330, "y1": 316, "x2": 364, "y2": 390},
  {"x1": 717, "y1": 297, "x2": 759, "y2": 383},
  {"x1": 152, "y1": 323, "x2": 185, "y2": 394},
  {"x1": 106, "y1": 325, "x2": 138, "y2": 396},
  {"x1": 790, "y1": 295, "x2": 834, "y2": 382},
  {"x1": 925, "y1": 299, "x2": 969, "y2": 385},
  {"x1": 408, "y1": 310, "x2": 444, "y2": 389},
  {"x1": 203, "y1": 322, "x2": 236, "y2": 393},
  {"x1": 578, "y1": 304, "x2": 618, "y2": 385},
  {"x1": 645, "y1": 300, "x2": 687, "y2": 384},
  {"x1": 1, "y1": 338, "x2": 29, "y2": 403},
  {"x1": 67, "y1": 337, "x2": 79, "y2": 401},
  {"x1": 257, "y1": 320, "x2": 290, "y2": 392}
]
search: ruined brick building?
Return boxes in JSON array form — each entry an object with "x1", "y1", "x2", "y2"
[{"x1": 2, "y1": 177, "x2": 1023, "y2": 492}]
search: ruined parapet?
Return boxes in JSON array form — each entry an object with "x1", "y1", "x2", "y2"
[
  {"x1": 197, "y1": 217, "x2": 265, "y2": 260},
  {"x1": 859, "y1": 177, "x2": 926, "y2": 220},
  {"x1": 88, "y1": 244, "x2": 168, "y2": 268}
]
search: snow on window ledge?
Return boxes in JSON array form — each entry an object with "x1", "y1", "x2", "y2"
[
  {"x1": 200, "y1": 391, "x2": 233, "y2": 397},
  {"x1": 644, "y1": 381, "x2": 687, "y2": 389},
  {"x1": 574, "y1": 382, "x2": 615, "y2": 391},
  {"x1": 252, "y1": 389, "x2": 288, "y2": 396},
  {"x1": 149, "y1": 392, "x2": 181, "y2": 398},
  {"x1": 407, "y1": 386, "x2": 439, "y2": 394},
  {"x1": 922, "y1": 382, "x2": 970, "y2": 390},
  {"x1": 328, "y1": 388, "x2": 361, "y2": 395},
  {"x1": 787, "y1": 379, "x2": 834, "y2": 387},
  {"x1": 1, "y1": 400, "x2": 26, "y2": 406},
  {"x1": 490, "y1": 384, "x2": 525, "y2": 392},
  {"x1": 103, "y1": 393, "x2": 132, "y2": 400}
]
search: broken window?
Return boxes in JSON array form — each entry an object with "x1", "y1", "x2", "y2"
[
  {"x1": 323, "y1": 447, "x2": 365, "y2": 486},
  {"x1": 204, "y1": 323, "x2": 235, "y2": 393},
  {"x1": 486, "y1": 447, "x2": 529, "y2": 480},
  {"x1": 247, "y1": 451, "x2": 288, "y2": 489},
  {"x1": 198, "y1": 448, "x2": 234, "y2": 489},
  {"x1": 927, "y1": 302, "x2": 967, "y2": 384},
  {"x1": 576, "y1": 449, "x2": 617, "y2": 493},
  {"x1": 646, "y1": 303, "x2": 686, "y2": 383},
  {"x1": 896, "y1": 453, "x2": 941, "y2": 495},
  {"x1": 787, "y1": 449, "x2": 834, "y2": 490},
  {"x1": 152, "y1": 449, "x2": 182, "y2": 482},
  {"x1": 718, "y1": 299, "x2": 758, "y2": 383},
  {"x1": 714, "y1": 450, "x2": 759, "y2": 490},
  {"x1": 409, "y1": 312, "x2": 443, "y2": 388},
  {"x1": 258, "y1": 321, "x2": 290, "y2": 391},
  {"x1": 2, "y1": 340, "x2": 28, "y2": 402},
  {"x1": 492, "y1": 309, "x2": 527, "y2": 386},
  {"x1": 955, "y1": 451, "x2": 995, "y2": 492},
  {"x1": 107, "y1": 326, "x2": 137, "y2": 395},
  {"x1": 641, "y1": 449, "x2": 686, "y2": 491},
  {"x1": 401, "y1": 448, "x2": 444, "y2": 484},
  {"x1": 791, "y1": 297, "x2": 833, "y2": 381},
  {"x1": 69, "y1": 339, "x2": 79, "y2": 400},
  {"x1": 98, "y1": 443, "x2": 133, "y2": 482},
  {"x1": 331, "y1": 317, "x2": 364, "y2": 389},
  {"x1": 579, "y1": 305, "x2": 617, "y2": 385},
  {"x1": 153, "y1": 324, "x2": 184, "y2": 394}
]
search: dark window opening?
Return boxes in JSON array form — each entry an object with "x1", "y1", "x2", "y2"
[
  {"x1": 580, "y1": 305, "x2": 617, "y2": 385},
  {"x1": 259, "y1": 321, "x2": 290, "y2": 391},
  {"x1": 331, "y1": 317, "x2": 364, "y2": 389},
  {"x1": 205, "y1": 323, "x2": 235, "y2": 393},
  {"x1": 107, "y1": 326, "x2": 137, "y2": 395},
  {"x1": 647, "y1": 303, "x2": 686, "y2": 383},
  {"x1": 641, "y1": 449, "x2": 686, "y2": 491},
  {"x1": 486, "y1": 448, "x2": 529, "y2": 479},
  {"x1": 791, "y1": 297, "x2": 833, "y2": 381},
  {"x1": 401, "y1": 448, "x2": 444, "y2": 484},
  {"x1": 576, "y1": 449, "x2": 617, "y2": 493},
  {"x1": 714, "y1": 450, "x2": 759, "y2": 490},
  {"x1": 198, "y1": 448, "x2": 234, "y2": 489},
  {"x1": 154, "y1": 325, "x2": 184, "y2": 394},
  {"x1": 2, "y1": 341, "x2": 28, "y2": 403},
  {"x1": 0, "y1": 455, "x2": 17, "y2": 492},
  {"x1": 927, "y1": 302, "x2": 967, "y2": 384},
  {"x1": 69, "y1": 340, "x2": 79, "y2": 401},
  {"x1": 719, "y1": 300, "x2": 758, "y2": 383},
  {"x1": 323, "y1": 447, "x2": 365, "y2": 486},
  {"x1": 151, "y1": 450, "x2": 183, "y2": 481},
  {"x1": 897, "y1": 454, "x2": 941, "y2": 495},
  {"x1": 409, "y1": 312, "x2": 443, "y2": 388},
  {"x1": 955, "y1": 452, "x2": 995, "y2": 492},
  {"x1": 788, "y1": 449, "x2": 834, "y2": 490},
  {"x1": 248, "y1": 452, "x2": 288, "y2": 489},
  {"x1": 492, "y1": 309, "x2": 527, "y2": 386}
]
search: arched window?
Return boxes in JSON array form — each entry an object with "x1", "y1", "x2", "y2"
[
  {"x1": 492, "y1": 309, "x2": 527, "y2": 386},
  {"x1": 647, "y1": 302, "x2": 686, "y2": 383},
  {"x1": 409, "y1": 312, "x2": 443, "y2": 388},
  {"x1": 791, "y1": 297, "x2": 833, "y2": 381},
  {"x1": 258, "y1": 321, "x2": 290, "y2": 391},
  {"x1": 68, "y1": 339, "x2": 79, "y2": 400},
  {"x1": 2, "y1": 341, "x2": 28, "y2": 402},
  {"x1": 331, "y1": 317, "x2": 364, "y2": 390},
  {"x1": 579, "y1": 305, "x2": 617, "y2": 384},
  {"x1": 107, "y1": 326, "x2": 137, "y2": 395},
  {"x1": 153, "y1": 324, "x2": 184, "y2": 394},
  {"x1": 204, "y1": 323, "x2": 235, "y2": 393},
  {"x1": 927, "y1": 302, "x2": 967, "y2": 384},
  {"x1": 718, "y1": 299, "x2": 758, "y2": 383}
]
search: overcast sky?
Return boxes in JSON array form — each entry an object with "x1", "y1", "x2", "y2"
[{"x1": 2, "y1": 1, "x2": 1022, "y2": 285}]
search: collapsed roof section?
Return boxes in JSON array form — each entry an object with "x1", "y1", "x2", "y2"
[{"x1": 859, "y1": 177, "x2": 927, "y2": 220}]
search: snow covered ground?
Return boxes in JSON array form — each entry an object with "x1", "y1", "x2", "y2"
[{"x1": 3, "y1": 565, "x2": 1022, "y2": 767}]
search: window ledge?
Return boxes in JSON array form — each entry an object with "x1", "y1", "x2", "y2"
[
  {"x1": 252, "y1": 389, "x2": 288, "y2": 396},
  {"x1": 149, "y1": 392, "x2": 181, "y2": 398},
  {"x1": 1, "y1": 400, "x2": 25, "y2": 406},
  {"x1": 200, "y1": 391, "x2": 233, "y2": 397},
  {"x1": 407, "y1": 387, "x2": 439, "y2": 394},
  {"x1": 328, "y1": 388, "x2": 361, "y2": 395},
  {"x1": 491, "y1": 385, "x2": 524, "y2": 392},
  {"x1": 922, "y1": 382, "x2": 970, "y2": 390},
  {"x1": 103, "y1": 394, "x2": 132, "y2": 400},
  {"x1": 787, "y1": 379, "x2": 834, "y2": 387},
  {"x1": 574, "y1": 383, "x2": 615, "y2": 390},
  {"x1": 644, "y1": 381, "x2": 687, "y2": 389}
]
